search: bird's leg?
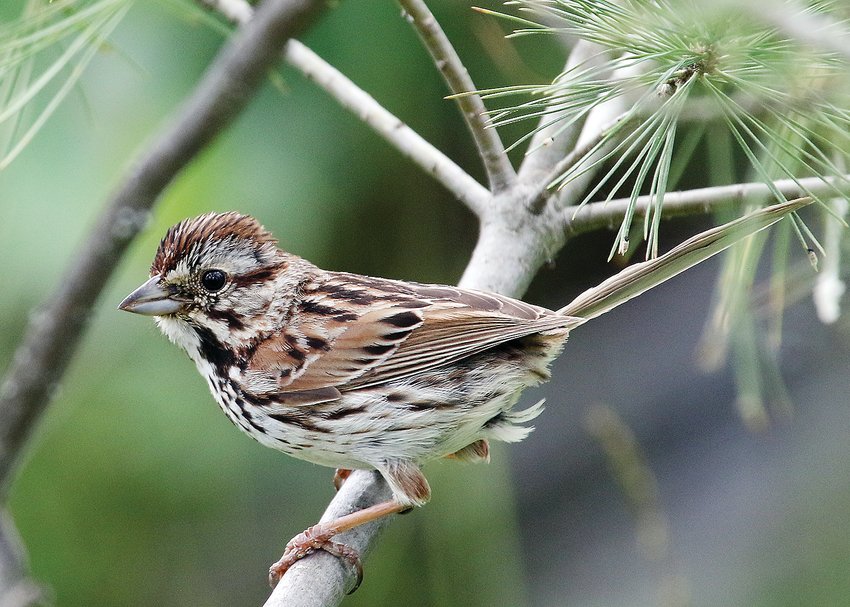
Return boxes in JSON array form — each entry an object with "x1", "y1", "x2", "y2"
[
  {"x1": 268, "y1": 500, "x2": 407, "y2": 591},
  {"x1": 332, "y1": 468, "x2": 352, "y2": 491},
  {"x1": 270, "y1": 461, "x2": 429, "y2": 592}
]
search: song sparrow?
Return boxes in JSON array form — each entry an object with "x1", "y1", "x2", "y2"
[{"x1": 118, "y1": 198, "x2": 808, "y2": 590}]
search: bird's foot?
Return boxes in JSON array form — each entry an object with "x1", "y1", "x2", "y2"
[{"x1": 268, "y1": 522, "x2": 363, "y2": 593}]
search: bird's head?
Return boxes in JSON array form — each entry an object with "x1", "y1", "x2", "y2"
[{"x1": 119, "y1": 212, "x2": 303, "y2": 351}]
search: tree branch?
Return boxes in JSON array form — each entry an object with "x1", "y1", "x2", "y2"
[
  {"x1": 263, "y1": 471, "x2": 392, "y2": 607},
  {"x1": 199, "y1": 0, "x2": 492, "y2": 215},
  {"x1": 0, "y1": 0, "x2": 327, "y2": 493},
  {"x1": 563, "y1": 174, "x2": 850, "y2": 236},
  {"x1": 282, "y1": 40, "x2": 491, "y2": 216},
  {"x1": 516, "y1": 39, "x2": 607, "y2": 187},
  {"x1": 397, "y1": 0, "x2": 516, "y2": 193}
]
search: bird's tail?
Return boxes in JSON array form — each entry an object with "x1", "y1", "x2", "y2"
[{"x1": 558, "y1": 197, "x2": 812, "y2": 322}]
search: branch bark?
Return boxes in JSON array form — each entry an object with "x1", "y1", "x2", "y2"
[
  {"x1": 397, "y1": 0, "x2": 517, "y2": 193},
  {"x1": 564, "y1": 173, "x2": 850, "y2": 237},
  {"x1": 263, "y1": 471, "x2": 392, "y2": 606}
]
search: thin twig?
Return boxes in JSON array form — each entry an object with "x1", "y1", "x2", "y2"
[
  {"x1": 283, "y1": 41, "x2": 491, "y2": 216},
  {"x1": 199, "y1": 0, "x2": 492, "y2": 215},
  {"x1": 564, "y1": 173, "x2": 850, "y2": 236},
  {"x1": 517, "y1": 39, "x2": 607, "y2": 187},
  {"x1": 526, "y1": 112, "x2": 635, "y2": 214},
  {"x1": 0, "y1": 0, "x2": 326, "y2": 494},
  {"x1": 397, "y1": 0, "x2": 516, "y2": 193}
]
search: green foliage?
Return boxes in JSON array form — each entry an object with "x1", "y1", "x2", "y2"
[
  {"x1": 479, "y1": 0, "x2": 850, "y2": 257},
  {"x1": 0, "y1": 0, "x2": 132, "y2": 169}
]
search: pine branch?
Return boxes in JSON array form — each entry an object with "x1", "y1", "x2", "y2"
[
  {"x1": 564, "y1": 173, "x2": 850, "y2": 236},
  {"x1": 397, "y1": 0, "x2": 517, "y2": 192}
]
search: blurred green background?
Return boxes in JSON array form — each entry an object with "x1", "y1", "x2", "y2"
[{"x1": 2, "y1": 1, "x2": 850, "y2": 606}]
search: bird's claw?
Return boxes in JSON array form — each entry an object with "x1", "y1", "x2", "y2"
[{"x1": 268, "y1": 524, "x2": 364, "y2": 593}]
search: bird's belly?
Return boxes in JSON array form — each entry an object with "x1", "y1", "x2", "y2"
[{"x1": 202, "y1": 335, "x2": 564, "y2": 470}]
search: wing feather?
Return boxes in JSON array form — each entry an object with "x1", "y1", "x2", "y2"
[
  {"x1": 243, "y1": 273, "x2": 581, "y2": 402},
  {"x1": 346, "y1": 309, "x2": 580, "y2": 389}
]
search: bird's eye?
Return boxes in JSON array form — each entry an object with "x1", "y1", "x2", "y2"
[{"x1": 201, "y1": 269, "x2": 227, "y2": 292}]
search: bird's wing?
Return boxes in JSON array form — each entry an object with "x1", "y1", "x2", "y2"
[{"x1": 244, "y1": 275, "x2": 579, "y2": 402}]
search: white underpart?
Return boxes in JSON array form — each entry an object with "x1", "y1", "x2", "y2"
[{"x1": 157, "y1": 308, "x2": 550, "y2": 472}]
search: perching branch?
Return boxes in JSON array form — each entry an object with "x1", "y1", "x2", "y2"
[
  {"x1": 0, "y1": 0, "x2": 327, "y2": 491},
  {"x1": 263, "y1": 470, "x2": 393, "y2": 607},
  {"x1": 397, "y1": 0, "x2": 517, "y2": 193}
]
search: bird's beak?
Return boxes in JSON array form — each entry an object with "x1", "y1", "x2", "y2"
[{"x1": 118, "y1": 275, "x2": 187, "y2": 316}]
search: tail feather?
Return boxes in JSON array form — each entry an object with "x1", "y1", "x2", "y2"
[
  {"x1": 485, "y1": 398, "x2": 546, "y2": 443},
  {"x1": 558, "y1": 197, "x2": 812, "y2": 322}
]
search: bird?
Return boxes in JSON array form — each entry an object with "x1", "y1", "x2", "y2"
[{"x1": 118, "y1": 197, "x2": 808, "y2": 590}]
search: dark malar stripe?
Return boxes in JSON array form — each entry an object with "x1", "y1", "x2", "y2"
[{"x1": 193, "y1": 326, "x2": 234, "y2": 371}]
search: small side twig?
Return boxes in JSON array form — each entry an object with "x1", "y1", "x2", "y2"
[
  {"x1": 283, "y1": 40, "x2": 491, "y2": 216},
  {"x1": 517, "y1": 39, "x2": 608, "y2": 187},
  {"x1": 526, "y1": 112, "x2": 634, "y2": 214},
  {"x1": 564, "y1": 173, "x2": 850, "y2": 237},
  {"x1": 397, "y1": 0, "x2": 516, "y2": 193}
]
